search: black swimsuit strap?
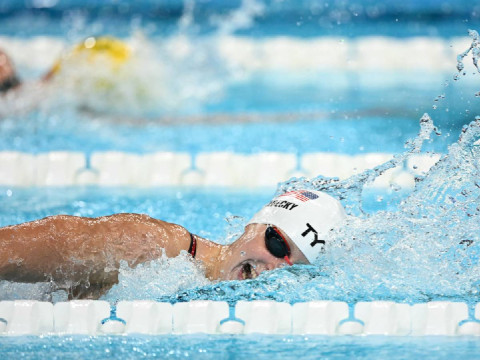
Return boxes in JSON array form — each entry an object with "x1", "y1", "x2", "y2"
[{"x1": 188, "y1": 233, "x2": 197, "y2": 258}]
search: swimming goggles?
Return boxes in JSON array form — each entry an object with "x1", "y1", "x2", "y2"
[{"x1": 265, "y1": 226, "x2": 293, "y2": 265}]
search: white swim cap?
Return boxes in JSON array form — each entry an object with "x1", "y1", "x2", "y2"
[{"x1": 247, "y1": 190, "x2": 347, "y2": 263}]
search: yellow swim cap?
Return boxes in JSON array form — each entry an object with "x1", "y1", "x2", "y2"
[
  {"x1": 48, "y1": 36, "x2": 131, "y2": 76},
  {"x1": 44, "y1": 35, "x2": 161, "y2": 116}
]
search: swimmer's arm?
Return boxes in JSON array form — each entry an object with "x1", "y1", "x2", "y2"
[{"x1": 0, "y1": 214, "x2": 191, "y2": 285}]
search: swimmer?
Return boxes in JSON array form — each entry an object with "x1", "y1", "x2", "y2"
[
  {"x1": 0, "y1": 190, "x2": 346, "y2": 299},
  {"x1": 42, "y1": 35, "x2": 131, "y2": 82},
  {"x1": 0, "y1": 49, "x2": 21, "y2": 93},
  {"x1": 0, "y1": 36, "x2": 157, "y2": 117}
]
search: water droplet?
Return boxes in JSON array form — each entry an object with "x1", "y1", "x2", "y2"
[
  {"x1": 6, "y1": 189, "x2": 12, "y2": 197},
  {"x1": 390, "y1": 183, "x2": 401, "y2": 192},
  {"x1": 432, "y1": 105, "x2": 437, "y2": 109},
  {"x1": 240, "y1": 251, "x2": 246, "y2": 257}
]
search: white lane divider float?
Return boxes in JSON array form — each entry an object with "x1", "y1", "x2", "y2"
[
  {"x1": 0, "y1": 35, "x2": 471, "y2": 74},
  {"x1": 0, "y1": 151, "x2": 441, "y2": 188},
  {"x1": 112, "y1": 301, "x2": 172, "y2": 335},
  {"x1": 1, "y1": 300, "x2": 480, "y2": 336},
  {"x1": 355, "y1": 301, "x2": 411, "y2": 336},
  {"x1": 292, "y1": 301, "x2": 348, "y2": 335},
  {"x1": 173, "y1": 301, "x2": 229, "y2": 334},
  {"x1": 411, "y1": 302, "x2": 469, "y2": 336},
  {"x1": 0, "y1": 300, "x2": 53, "y2": 335},
  {"x1": 235, "y1": 300, "x2": 291, "y2": 334},
  {"x1": 53, "y1": 300, "x2": 110, "y2": 335}
]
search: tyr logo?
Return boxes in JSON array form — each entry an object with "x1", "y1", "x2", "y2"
[{"x1": 302, "y1": 223, "x2": 325, "y2": 248}]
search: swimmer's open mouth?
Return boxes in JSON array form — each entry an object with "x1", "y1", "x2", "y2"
[{"x1": 239, "y1": 261, "x2": 258, "y2": 280}]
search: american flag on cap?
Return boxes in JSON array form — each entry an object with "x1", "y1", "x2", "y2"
[{"x1": 279, "y1": 190, "x2": 319, "y2": 202}]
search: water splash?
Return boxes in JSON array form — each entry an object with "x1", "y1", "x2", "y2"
[
  {"x1": 322, "y1": 118, "x2": 480, "y2": 302},
  {"x1": 155, "y1": 117, "x2": 480, "y2": 305},
  {"x1": 101, "y1": 252, "x2": 211, "y2": 303},
  {"x1": 212, "y1": 0, "x2": 265, "y2": 36},
  {"x1": 456, "y1": 29, "x2": 480, "y2": 77},
  {"x1": 277, "y1": 113, "x2": 440, "y2": 215}
]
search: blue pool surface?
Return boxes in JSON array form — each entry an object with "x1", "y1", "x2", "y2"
[
  {"x1": 1, "y1": 0, "x2": 480, "y2": 38},
  {"x1": 1, "y1": 0, "x2": 480, "y2": 359},
  {"x1": 0, "y1": 113, "x2": 433, "y2": 154}
]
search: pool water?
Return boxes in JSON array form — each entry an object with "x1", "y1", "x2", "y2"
[
  {"x1": 1, "y1": 0, "x2": 480, "y2": 359},
  {"x1": 2, "y1": 334, "x2": 480, "y2": 360}
]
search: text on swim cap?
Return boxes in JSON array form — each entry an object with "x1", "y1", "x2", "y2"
[
  {"x1": 266, "y1": 200, "x2": 299, "y2": 211},
  {"x1": 302, "y1": 223, "x2": 326, "y2": 248}
]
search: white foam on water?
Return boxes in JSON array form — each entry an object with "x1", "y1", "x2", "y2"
[{"x1": 101, "y1": 252, "x2": 211, "y2": 303}]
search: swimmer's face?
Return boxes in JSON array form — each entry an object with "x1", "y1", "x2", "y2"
[{"x1": 219, "y1": 223, "x2": 309, "y2": 281}]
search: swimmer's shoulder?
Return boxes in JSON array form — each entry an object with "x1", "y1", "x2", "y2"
[
  {"x1": 2, "y1": 213, "x2": 193, "y2": 256},
  {"x1": 94, "y1": 213, "x2": 193, "y2": 256}
]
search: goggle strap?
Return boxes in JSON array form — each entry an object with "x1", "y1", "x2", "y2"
[
  {"x1": 273, "y1": 226, "x2": 291, "y2": 254},
  {"x1": 284, "y1": 255, "x2": 293, "y2": 266},
  {"x1": 271, "y1": 226, "x2": 293, "y2": 266}
]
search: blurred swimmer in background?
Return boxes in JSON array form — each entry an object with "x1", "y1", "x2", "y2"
[
  {"x1": 0, "y1": 190, "x2": 346, "y2": 299},
  {"x1": 0, "y1": 36, "x2": 162, "y2": 117},
  {"x1": 43, "y1": 36, "x2": 131, "y2": 82}
]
